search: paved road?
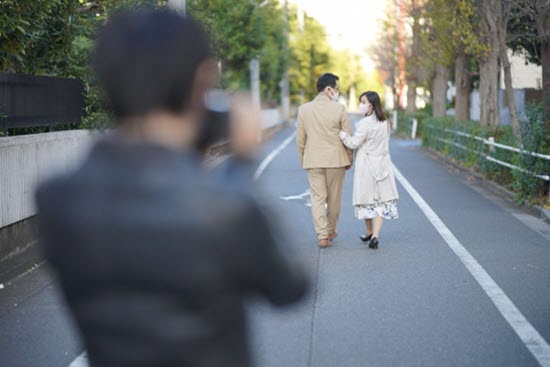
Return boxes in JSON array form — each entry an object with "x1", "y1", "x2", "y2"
[{"x1": 1, "y1": 122, "x2": 550, "y2": 367}]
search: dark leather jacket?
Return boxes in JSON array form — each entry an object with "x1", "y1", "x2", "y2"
[{"x1": 35, "y1": 137, "x2": 308, "y2": 367}]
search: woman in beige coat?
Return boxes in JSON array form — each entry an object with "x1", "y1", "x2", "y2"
[{"x1": 338, "y1": 91, "x2": 399, "y2": 249}]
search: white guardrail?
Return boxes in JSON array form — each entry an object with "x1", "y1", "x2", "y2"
[{"x1": 424, "y1": 124, "x2": 550, "y2": 201}]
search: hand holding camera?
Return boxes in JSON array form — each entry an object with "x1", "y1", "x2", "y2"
[{"x1": 199, "y1": 90, "x2": 261, "y2": 159}]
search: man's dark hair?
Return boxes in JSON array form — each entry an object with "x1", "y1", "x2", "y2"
[
  {"x1": 93, "y1": 9, "x2": 212, "y2": 120},
  {"x1": 316, "y1": 73, "x2": 339, "y2": 93}
]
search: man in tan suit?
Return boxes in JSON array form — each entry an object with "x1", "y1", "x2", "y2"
[{"x1": 297, "y1": 73, "x2": 353, "y2": 248}]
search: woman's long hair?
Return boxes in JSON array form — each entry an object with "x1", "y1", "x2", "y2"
[{"x1": 359, "y1": 91, "x2": 386, "y2": 122}]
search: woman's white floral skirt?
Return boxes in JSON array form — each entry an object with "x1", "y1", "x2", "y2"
[{"x1": 354, "y1": 199, "x2": 398, "y2": 220}]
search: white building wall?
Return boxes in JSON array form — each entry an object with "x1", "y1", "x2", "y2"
[
  {"x1": 500, "y1": 50, "x2": 543, "y2": 90},
  {"x1": 0, "y1": 130, "x2": 97, "y2": 228},
  {"x1": 261, "y1": 108, "x2": 282, "y2": 130},
  {"x1": 470, "y1": 90, "x2": 481, "y2": 121}
]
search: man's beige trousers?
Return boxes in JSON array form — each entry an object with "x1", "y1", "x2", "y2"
[{"x1": 307, "y1": 168, "x2": 346, "y2": 240}]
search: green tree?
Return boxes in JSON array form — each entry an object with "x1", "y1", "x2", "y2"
[
  {"x1": 370, "y1": 7, "x2": 400, "y2": 110},
  {"x1": 0, "y1": 0, "x2": 80, "y2": 74},
  {"x1": 187, "y1": 0, "x2": 286, "y2": 103},
  {"x1": 288, "y1": 6, "x2": 332, "y2": 103},
  {"x1": 330, "y1": 50, "x2": 384, "y2": 109},
  {"x1": 450, "y1": 0, "x2": 486, "y2": 122},
  {"x1": 505, "y1": 1, "x2": 550, "y2": 139},
  {"x1": 419, "y1": 0, "x2": 457, "y2": 117}
]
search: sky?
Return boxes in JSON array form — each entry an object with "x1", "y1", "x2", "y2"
[{"x1": 288, "y1": 0, "x2": 390, "y2": 71}]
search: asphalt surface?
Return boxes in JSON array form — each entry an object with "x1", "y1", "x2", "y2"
[{"x1": 1, "y1": 121, "x2": 549, "y2": 367}]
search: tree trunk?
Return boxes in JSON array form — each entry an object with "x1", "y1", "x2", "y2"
[
  {"x1": 535, "y1": 3, "x2": 550, "y2": 139},
  {"x1": 479, "y1": 0, "x2": 500, "y2": 127},
  {"x1": 397, "y1": 0, "x2": 407, "y2": 109},
  {"x1": 406, "y1": 85, "x2": 417, "y2": 113},
  {"x1": 499, "y1": 49, "x2": 521, "y2": 140},
  {"x1": 454, "y1": 52, "x2": 471, "y2": 121},
  {"x1": 406, "y1": 9, "x2": 421, "y2": 113},
  {"x1": 542, "y1": 40, "x2": 550, "y2": 139},
  {"x1": 432, "y1": 63, "x2": 449, "y2": 117},
  {"x1": 479, "y1": 55, "x2": 499, "y2": 127},
  {"x1": 498, "y1": 10, "x2": 521, "y2": 140},
  {"x1": 391, "y1": 70, "x2": 399, "y2": 110}
]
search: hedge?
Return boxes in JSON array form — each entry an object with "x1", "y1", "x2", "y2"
[{"x1": 420, "y1": 107, "x2": 549, "y2": 205}]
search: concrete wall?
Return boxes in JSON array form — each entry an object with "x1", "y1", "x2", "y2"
[
  {"x1": 1, "y1": 110, "x2": 283, "y2": 230},
  {"x1": 0, "y1": 111, "x2": 283, "y2": 259},
  {"x1": 261, "y1": 108, "x2": 282, "y2": 130},
  {"x1": 470, "y1": 89, "x2": 534, "y2": 126},
  {"x1": 0, "y1": 130, "x2": 97, "y2": 229}
]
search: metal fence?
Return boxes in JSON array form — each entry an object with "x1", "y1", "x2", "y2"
[
  {"x1": 0, "y1": 72, "x2": 85, "y2": 134},
  {"x1": 424, "y1": 124, "x2": 550, "y2": 200}
]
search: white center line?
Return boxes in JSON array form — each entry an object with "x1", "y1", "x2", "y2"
[
  {"x1": 393, "y1": 163, "x2": 550, "y2": 367},
  {"x1": 254, "y1": 130, "x2": 296, "y2": 181},
  {"x1": 280, "y1": 189, "x2": 310, "y2": 201},
  {"x1": 68, "y1": 352, "x2": 88, "y2": 367}
]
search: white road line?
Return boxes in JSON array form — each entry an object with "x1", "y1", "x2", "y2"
[
  {"x1": 68, "y1": 352, "x2": 88, "y2": 367},
  {"x1": 393, "y1": 164, "x2": 550, "y2": 367},
  {"x1": 280, "y1": 189, "x2": 310, "y2": 201},
  {"x1": 254, "y1": 131, "x2": 296, "y2": 181}
]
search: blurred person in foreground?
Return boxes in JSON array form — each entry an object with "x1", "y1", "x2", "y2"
[{"x1": 35, "y1": 9, "x2": 308, "y2": 367}]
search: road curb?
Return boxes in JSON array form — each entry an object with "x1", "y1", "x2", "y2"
[{"x1": 423, "y1": 146, "x2": 550, "y2": 224}]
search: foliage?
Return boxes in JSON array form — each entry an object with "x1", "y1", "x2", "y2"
[
  {"x1": 0, "y1": 0, "x2": 80, "y2": 74},
  {"x1": 1, "y1": 0, "x2": 384, "y2": 133},
  {"x1": 419, "y1": 0, "x2": 456, "y2": 67},
  {"x1": 396, "y1": 110, "x2": 431, "y2": 138},
  {"x1": 0, "y1": 1, "x2": 188, "y2": 134},
  {"x1": 451, "y1": 0, "x2": 488, "y2": 59},
  {"x1": 422, "y1": 111, "x2": 549, "y2": 204},
  {"x1": 505, "y1": 0, "x2": 550, "y2": 67},
  {"x1": 188, "y1": 0, "x2": 286, "y2": 103},
  {"x1": 513, "y1": 103, "x2": 549, "y2": 203},
  {"x1": 417, "y1": 0, "x2": 486, "y2": 94},
  {"x1": 330, "y1": 50, "x2": 356, "y2": 99},
  {"x1": 370, "y1": 2, "x2": 399, "y2": 99},
  {"x1": 506, "y1": 8, "x2": 541, "y2": 65},
  {"x1": 330, "y1": 50, "x2": 384, "y2": 107},
  {"x1": 287, "y1": 6, "x2": 332, "y2": 104},
  {"x1": 420, "y1": 102, "x2": 433, "y2": 116}
]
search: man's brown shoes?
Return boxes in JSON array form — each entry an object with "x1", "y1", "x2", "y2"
[{"x1": 318, "y1": 238, "x2": 332, "y2": 248}]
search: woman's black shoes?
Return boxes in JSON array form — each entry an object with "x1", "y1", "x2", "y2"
[
  {"x1": 360, "y1": 234, "x2": 379, "y2": 249},
  {"x1": 360, "y1": 233, "x2": 373, "y2": 242},
  {"x1": 369, "y1": 237, "x2": 379, "y2": 249}
]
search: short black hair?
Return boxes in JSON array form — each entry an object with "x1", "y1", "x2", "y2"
[
  {"x1": 316, "y1": 73, "x2": 339, "y2": 93},
  {"x1": 93, "y1": 9, "x2": 212, "y2": 120}
]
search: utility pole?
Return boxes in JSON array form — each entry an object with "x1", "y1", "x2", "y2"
[
  {"x1": 167, "y1": 0, "x2": 186, "y2": 14},
  {"x1": 250, "y1": 57, "x2": 261, "y2": 111},
  {"x1": 248, "y1": 1, "x2": 269, "y2": 113},
  {"x1": 280, "y1": 0, "x2": 290, "y2": 125},
  {"x1": 396, "y1": 0, "x2": 406, "y2": 109}
]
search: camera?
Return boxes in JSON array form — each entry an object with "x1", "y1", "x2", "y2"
[{"x1": 195, "y1": 89, "x2": 231, "y2": 152}]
